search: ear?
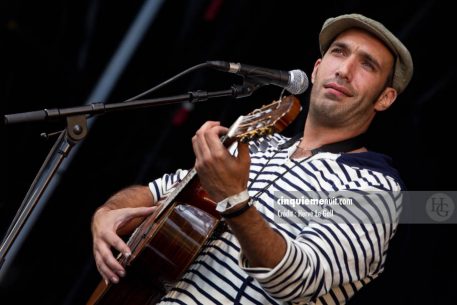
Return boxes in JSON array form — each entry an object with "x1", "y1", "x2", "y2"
[
  {"x1": 311, "y1": 59, "x2": 322, "y2": 84},
  {"x1": 374, "y1": 87, "x2": 398, "y2": 111}
]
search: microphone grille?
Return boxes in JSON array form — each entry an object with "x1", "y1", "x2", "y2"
[{"x1": 287, "y1": 70, "x2": 309, "y2": 95}]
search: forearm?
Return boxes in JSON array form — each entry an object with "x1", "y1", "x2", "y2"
[
  {"x1": 95, "y1": 185, "x2": 155, "y2": 235},
  {"x1": 101, "y1": 185, "x2": 154, "y2": 210},
  {"x1": 225, "y1": 206, "x2": 286, "y2": 268}
]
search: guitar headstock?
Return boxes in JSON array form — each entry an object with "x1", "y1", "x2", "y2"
[{"x1": 226, "y1": 95, "x2": 301, "y2": 143}]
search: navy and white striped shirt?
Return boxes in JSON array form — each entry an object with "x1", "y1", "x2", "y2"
[{"x1": 148, "y1": 134, "x2": 403, "y2": 305}]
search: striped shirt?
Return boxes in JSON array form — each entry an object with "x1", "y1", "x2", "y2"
[{"x1": 148, "y1": 134, "x2": 403, "y2": 305}]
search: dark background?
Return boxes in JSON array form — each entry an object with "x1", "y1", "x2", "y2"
[{"x1": 1, "y1": 0, "x2": 456, "y2": 304}]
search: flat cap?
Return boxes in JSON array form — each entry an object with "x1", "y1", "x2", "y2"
[{"x1": 319, "y1": 14, "x2": 413, "y2": 94}]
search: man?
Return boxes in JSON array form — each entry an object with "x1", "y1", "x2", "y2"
[{"x1": 91, "y1": 14, "x2": 413, "y2": 304}]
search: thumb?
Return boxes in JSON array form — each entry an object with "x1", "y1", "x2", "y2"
[
  {"x1": 115, "y1": 206, "x2": 158, "y2": 230},
  {"x1": 124, "y1": 206, "x2": 157, "y2": 219}
]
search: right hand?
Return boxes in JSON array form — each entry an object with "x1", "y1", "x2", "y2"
[{"x1": 91, "y1": 206, "x2": 157, "y2": 284}]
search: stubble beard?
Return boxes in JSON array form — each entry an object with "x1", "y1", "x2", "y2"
[
  {"x1": 308, "y1": 86, "x2": 352, "y2": 128},
  {"x1": 308, "y1": 84, "x2": 374, "y2": 130}
]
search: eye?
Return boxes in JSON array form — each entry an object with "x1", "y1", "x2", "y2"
[
  {"x1": 330, "y1": 47, "x2": 344, "y2": 55},
  {"x1": 361, "y1": 60, "x2": 375, "y2": 71}
]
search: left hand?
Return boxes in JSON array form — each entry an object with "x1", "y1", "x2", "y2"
[{"x1": 192, "y1": 121, "x2": 250, "y2": 202}]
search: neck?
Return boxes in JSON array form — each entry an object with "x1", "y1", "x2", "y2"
[{"x1": 297, "y1": 116, "x2": 368, "y2": 154}]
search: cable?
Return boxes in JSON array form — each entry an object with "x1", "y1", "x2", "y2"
[{"x1": 123, "y1": 62, "x2": 210, "y2": 102}]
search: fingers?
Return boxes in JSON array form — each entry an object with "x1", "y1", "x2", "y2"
[
  {"x1": 92, "y1": 206, "x2": 158, "y2": 284},
  {"x1": 204, "y1": 125, "x2": 230, "y2": 153},
  {"x1": 94, "y1": 232, "x2": 127, "y2": 284},
  {"x1": 192, "y1": 121, "x2": 220, "y2": 152},
  {"x1": 192, "y1": 121, "x2": 229, "y2": 164}
]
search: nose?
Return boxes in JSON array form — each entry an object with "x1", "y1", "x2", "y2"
[{"x1": 335, "y1": 56, "x2": 356, "y2": 81}]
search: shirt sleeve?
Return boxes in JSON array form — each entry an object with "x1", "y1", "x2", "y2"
[
  {"x1": 148, "y1": 169, "x2": 189, "y2": 203},
  {"x1": 239, "y1": 185, "x2": 403, "y2": 303}
]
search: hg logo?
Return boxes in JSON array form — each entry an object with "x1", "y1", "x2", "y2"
[{"x1": 426, "y1": 193, "x2": 455, "y2": 222}]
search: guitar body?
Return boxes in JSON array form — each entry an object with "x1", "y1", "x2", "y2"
[
  {"x1": 87, "y1": 180, "x2": 220, "y2": 305},
  {"x1": 86, "y1": 96, "x2": 301, "y2": 305}
]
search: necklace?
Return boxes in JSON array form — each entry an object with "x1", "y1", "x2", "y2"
[{"x1": 291, "y1": 145, "x2": 316, "y2": 159}]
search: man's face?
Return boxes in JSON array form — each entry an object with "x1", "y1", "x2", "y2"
[{"x1": 309, "y1": 28, "x2": 395, "y2": 130}]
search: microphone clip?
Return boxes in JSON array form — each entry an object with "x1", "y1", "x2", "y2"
[{"x1": 231, "y1": 78, "x2": 265, "y2": 98}]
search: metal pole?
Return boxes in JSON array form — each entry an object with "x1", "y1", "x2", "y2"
[{"x1": 0, "y1": 0, "x2": 165, "y2": 283}]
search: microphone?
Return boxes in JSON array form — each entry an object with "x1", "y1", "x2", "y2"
[{"x1": 206, "y1": 60, "x2": 308, "y2": 95}]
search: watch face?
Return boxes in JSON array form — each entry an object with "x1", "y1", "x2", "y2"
[
  {"x1": 216, "y1": 199, "x2": 230, "y2": 213},
  {"x1": 216, "y1": 191, "x2": 250, "y2": 213}
]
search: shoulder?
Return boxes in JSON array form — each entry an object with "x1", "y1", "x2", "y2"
[{"x1": 335, "y1": 151, "x2": 406, "y2": 189}]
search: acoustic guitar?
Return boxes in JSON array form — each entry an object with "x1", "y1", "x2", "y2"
[{"x1": 86, "y1": 95, "x2": 301, "y2": 305}]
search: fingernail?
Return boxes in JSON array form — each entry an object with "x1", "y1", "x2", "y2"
[
  {"x1": 104, "y1": 279, "x2": 109, "y2": 286},
  {"x1": 111, "y1": 276, "x2": 119, "y2": 284},
  {"x1": 119, "y1": 270, "x2": 125, "y2": 277},
  {"x1": 124, "y1": 252, "x2": 131, "y2": 258}
]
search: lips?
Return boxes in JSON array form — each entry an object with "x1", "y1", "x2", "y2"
[{"x1": 324, "y1": 82, "x2": 354, "y2": 97}]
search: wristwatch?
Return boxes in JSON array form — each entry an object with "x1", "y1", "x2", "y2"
[
  {"x1": 216, "y1": 190, "x2": 251, "y2": 215},
  {"x1": 220, "y1": 199, "x2": 253, "y2": 219}
]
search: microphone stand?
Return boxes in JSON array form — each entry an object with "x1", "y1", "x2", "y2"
[{"x1": 0, "y1": 83, "x2": 257, "y2": 270}]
